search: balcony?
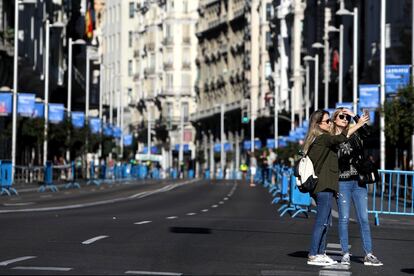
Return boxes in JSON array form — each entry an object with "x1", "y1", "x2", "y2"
[
  {"x1": 146, "y1": 42, "x2": 155, "y2": 51},
  {"x1": 163, "y1": 61, "x2": 173, "y2": 70},
  {"x1": 182, "y1": 37, "x2": 191, "y2": 44},
  {"x1": 133, "y1": 49, "x2": 140, "y2": 57},
  {"x1": 162, "y1": 37, "x2": 174, "y2": 46},
  {"x1": 182, "y1": 61, "x2": 191, "y2": 70},
  {"x1": 144, "y1": 67, "x2": 156, "y2": 76}
]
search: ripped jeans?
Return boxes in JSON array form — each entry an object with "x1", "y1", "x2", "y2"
[
  {"x1": 309, "y1": 191, "x2": 333, "y2": 256},
  {"x1": 337, "y1": 180, "x2": 372, "y2": 255}
]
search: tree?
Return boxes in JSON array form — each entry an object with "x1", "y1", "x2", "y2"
[{"x1": 384, "y1": 85, "x2": 414, "y2": 147}]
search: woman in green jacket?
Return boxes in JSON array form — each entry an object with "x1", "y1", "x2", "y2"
[{"x1": 304, "y1": 109, "x2": 369, "y2": 266}]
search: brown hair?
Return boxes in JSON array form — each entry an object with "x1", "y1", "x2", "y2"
[{"x1": 302, "y1": 109, "x2": 330, "y2": 153}]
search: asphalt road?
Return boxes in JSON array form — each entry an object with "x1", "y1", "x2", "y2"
[{"x1": 0, "y1": 179, "x2": 413, "y2": 275}]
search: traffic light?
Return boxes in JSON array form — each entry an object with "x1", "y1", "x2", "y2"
[{"x1": 242, "y1": 110, "x2": 249, "y2": 124}]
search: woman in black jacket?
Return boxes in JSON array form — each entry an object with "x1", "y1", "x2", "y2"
[{"x1": 331, "y1": 108, "x2": 383, "y2": 266}]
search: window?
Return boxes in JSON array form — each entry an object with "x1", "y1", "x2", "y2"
[
  {"x1": 168, "y1": 0, "x2": 174, "y2": 12},
  {"x1": 265, "y1": 62, "x2": 272, "y2": 78},
  {"x1": 166, "y1": 24, "x2": 172, "y2": 38},
  {"x1": 183, "y1": 0, "x2": 188, "y2": 13},
  {"x1": 182, "y1": 102, "x2": 189, "y2": 122},
  {"x1": 266, "y1": 3, "x2": 273, "y2": 21},
  {"x1": 166, "y1": 102, "x2": 173, "y2": 118},
  {"x1": 128, "y1": 60, "x2": 133, "y2": 76},
  {"x1": 166, "y1": 74, "x2": 173, "y2": 89},
  {"x1": 129, "y1": 2, "x2": 135, "y2": 18},
  {"x1": 129, "y1": 31, "x2": 133, "y2": 47}
]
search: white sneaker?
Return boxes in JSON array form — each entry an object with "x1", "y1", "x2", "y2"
[{"x1": 307, "y1": 254, "x2": 337, "y2": 266}]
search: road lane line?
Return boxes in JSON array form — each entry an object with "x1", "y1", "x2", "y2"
[
  {"x1": 3, "y1": 202, "x2": 35, "y2": 207},
  {"x1": 125, "y1": 271, "x2": 182, "y2": 275},
  {"x1": 186, "y1": 213, "x2": 196, "y2": 216},
  {"x1": 12, "y1": 266, "x2": 73, "y2": 272},
  {"x1": 134, "y1": 221, "x2": 152, "y2": 225},
  {"x1": 219, "y1": 201, "x2": 224, "y2": 204},
  {"x1": 166, "y1": 216, "x2": 178, "y2": 220},
  {"x1": 223, "y1": 197, "x2": 228, "y2": 200},
  {"x1": 0, "y1": 256, "x2": 36, "y2": 266},
  {"x1": 201, "y1": 209, "x2": 209, "y2": 212},
  {"x1": 81, "y1": 235, "x2": 109, "y2": 245}
]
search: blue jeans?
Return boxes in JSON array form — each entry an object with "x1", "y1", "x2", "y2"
[
  {"x1": 309, "y1": 191, "x2": 333, "y2": 256},
  {"x1": 337, "y1": 180, "x2": 372, "y2": 255}
]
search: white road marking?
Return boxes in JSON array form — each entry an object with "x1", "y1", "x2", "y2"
[
  {"x1": 40, "y1": 195, "x2": 53, "y2": 198},
  {"x1": 319, "y1": 270, "x2": 351, "y2": 276},
  {"x1": 81, "y1": 235, "x2": 109, "y2": 245},
  {"x1": 12, "y1": 266, "x2": 73, "y2": 272},
  {"x1": 134, "y1": 221, "x2": 152, "y2": 225},
  {"x1": 186, "y1": 213, "x2": 196, "y2": 216},
  {"x1": 219, "y1": 201, "x2": 224, "y2": 204},
  {"x1": 0, "y1": 256, "x2": 36, "y2": 266},
  {"x1": 3, "y1": 202, "x2": 35, "y2": 207},
  {"x1": 201, "y1": 209, "x2": 209, "y2": 212},
  {"x1": 223, "y1": 197, "x2": 228, "y2": 200},
  {"x1": 166, "y1": 216, "x2": 178, "y2": 220},
  {"x1": 211, "y1": 205, "x2": 218, "y2": 208},
  {"x1": 125, "y1": 271, "x2": 182, "y2": 275}
]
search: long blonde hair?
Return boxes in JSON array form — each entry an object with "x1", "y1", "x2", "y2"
[
  {"x1": 303, "y1": 109, "x2": 330, "y2": 153},
  {"x1": 330, "y1": 108, "x2": 351, "y2": 135}
]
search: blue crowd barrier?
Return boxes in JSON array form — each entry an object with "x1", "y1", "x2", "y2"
[
  {"x1": 279, "y1": 174, "x2": 316, "y2": 218},
  {"x1": 87, "y1": 161, "x2": 101, "y2": 186},
  {"x1": 38, "y1": 161, "x2": 58, "y2": 192},
  {"x1": 204, "y1": 169, "x2": 210, "y2": 179},
  {"x1": 64, "y1": 161, "x2": 80, "y2": 189},
  {"x1": 0, "y1": 160, "x2": 18, "y2": 196},
  {"x1": 369, "y1": 169, "x2": 414, "y2": 225},
  {"x1": 188, "y1": 169, "x2": 194, "y2": 179},
  {"x1": 171, "y1": 168, "x2": 178, "y2": 179}
]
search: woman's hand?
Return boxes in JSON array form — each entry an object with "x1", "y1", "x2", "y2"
[
  {"x1": 355, "y1": 113, "x2": 370, "y2": 127},
  {"x1": 342, "y1": 108, "x2": 356, "y2": 117}
]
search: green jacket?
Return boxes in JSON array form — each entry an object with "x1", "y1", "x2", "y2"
[{"x1": 308, "y1": 131, "x2": 348, "y2": 194}]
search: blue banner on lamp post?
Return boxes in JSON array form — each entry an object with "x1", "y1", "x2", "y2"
[
  {"x1": 359, "y1": 84, "x2": 380, "y2": 109},
  {"x1": 89, "y1": 118, "x2": 101, "y2": 134},
  {"x1": 17, "y1": 93, "x2": 35, "y2": 117},
  {"x1": 71, "y1": 111, "x2": 85, "y2": 128},
  {"x1": 48, "y1": 103, "x2": 65, "y2": 123},
  {"x1": 32, "y1": 103, "x2": 44, "y2": 118},
  {"x1": 0, "y1": 92, "x2": 12, "y2": 116},
  {"x1": 123, "y1": 134, "x2": 133, "y2": 146},
  {"x1": 385, "y1": 65, "x2": 411, "y2": 95}
]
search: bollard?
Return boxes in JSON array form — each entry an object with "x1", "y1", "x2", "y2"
[{"x1": 65, "y1": 161, "x2": 80, "y2": 189}]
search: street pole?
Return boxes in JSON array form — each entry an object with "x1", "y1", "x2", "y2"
[
  {"x1": 353, "y1": 7, "x2": 358, "y2": 114},
  {"x1": 12, "y1": 0, "x2": 19, "y2": 179},
  {"x1": 66, "y1": 38, "x2": 73, "y2": 162},
  {"x1": 99, "y1": 63, "x2": 104, "y2": 158},
  {"x1": 147, "y1": 107, "x2": 151, "y2": 162},
  {"x1": 314, "y1": 54, "x2": 319, "y2": 111},
  {"x1": 220, "y1": 104, "x2": 225, "y2": 174},
  {"x1": 274, "y1": 61, "x2": 279, "y2": 148},
  {"x1": 43, "y1": 19, "x2": 50, "y2": 166},
  {"x1": 120, "y1": 87, "x2": 124, "y2": 159},
  {"x1": 339, "y1": 24, "x2": 344, "y2": 103},
  {"x1": 305, "y1": 61, "x2": 310, "y2": 120},
  {"x1": 324, "y1": 7, "x2": 331, "y2": 110},
  {"x1": 109, "y1": 65, "x2": 113, "y2": 125},
  {"x1": 380, "y1": 0, "x2": 386, "y2": 170},
  {"x1": 179, "y1": 103, "x2": 184, "y2": 175},
  {"x1": 411, "y1": 0, "x2": 414, "y2": 168}
]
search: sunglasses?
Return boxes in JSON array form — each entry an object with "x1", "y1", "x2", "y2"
[
  {"x1": 320, "y1": 119, "x2": 331, "y2": 124},
  {"x1": 338, "y1": 114, "x2": 351, "y2": 121}
]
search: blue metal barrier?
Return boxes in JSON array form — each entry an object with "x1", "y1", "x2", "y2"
[
  {"x1": 0, "y1": 160, "x2": 18, "y2": 196},
  {"x1": 64, "y1": 161, "x2": 80, "y2": 189},
  {"x1": 171, "y1": 168, "x2": 178, "y2": 179},
  {"x1": 87, "y1": 161, "x2": 101, "y2": 186},
  {"x1": 188, "y1": 169, "x2": 194, "y2": 179},
  {"x1": 369, "y1": 169, "x2": 414, "y2": 225},
  {"x1": 272, "y1": 167, "x2": 290, "y2": 206},
  {"x1": 279, "y1": 174, "x2": 316, "y2": 218},
  {"x1": 38, "y1": 161, "x2": 58, "y2": 192},
  {"x1": 204, "y1": 169, "x2": 210, "y2": 179}
]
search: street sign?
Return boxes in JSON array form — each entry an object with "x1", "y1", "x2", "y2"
[{"x1": 0, "y1": 92, "x2": 12, "y2": 116}]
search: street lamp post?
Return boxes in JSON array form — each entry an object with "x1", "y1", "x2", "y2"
[
  {"x1": 43, "y1": 19, "x2": 65, "y2": 166},
  {"x1": 66, "y1": 38, "x2": 86, "y2": 162},
  {"x1": 303, "y1": 56, "x2": 314, "y2": 120},
  {"x1": 380, "y1": 0, "x2": 386, "y2": 169},
  {"x1": 312, "y1": 42, "x2": 323, "y2": 111},
  {"x1": 337, "y1": 5, "x2": 359, "y2": 114}
]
